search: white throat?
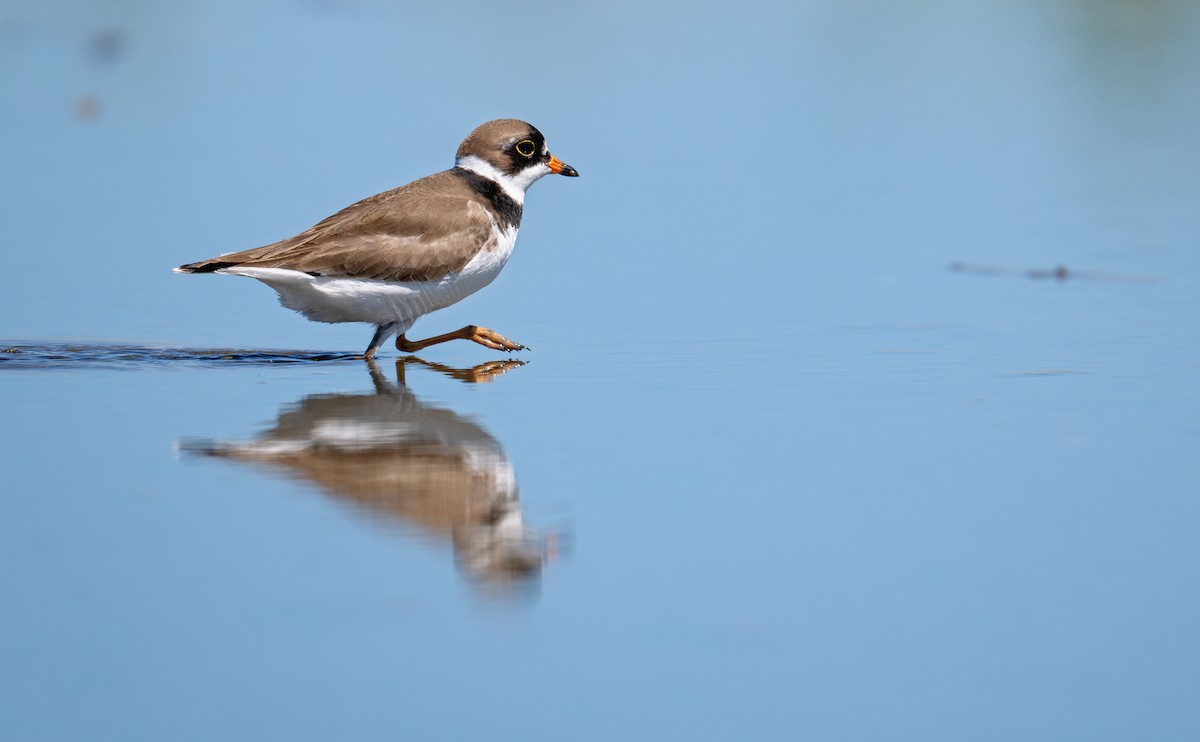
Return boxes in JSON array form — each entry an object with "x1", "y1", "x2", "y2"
[{"x1": 455, "y1": 155, "x2": 550, "y2": 206}]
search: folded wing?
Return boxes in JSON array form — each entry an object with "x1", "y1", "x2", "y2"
[{"x1": 177, "y1": 173, "x2": 496, "y2": 283}]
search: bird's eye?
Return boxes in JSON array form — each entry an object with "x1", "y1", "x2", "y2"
[{"x1": 514, "y1": 140, "x2": 536, "y2": 158}]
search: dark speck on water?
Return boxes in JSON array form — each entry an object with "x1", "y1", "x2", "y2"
[
  {"x1": 88, "y1": 29, "x2": 126, "y2": 64},
  {"x1": 949, "y1": 261, "x2": 1158, "y2": 283}
]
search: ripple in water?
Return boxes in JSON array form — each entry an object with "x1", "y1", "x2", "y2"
[{"x1": 0, "y1": 342, "x2": 363, "y2": 369}]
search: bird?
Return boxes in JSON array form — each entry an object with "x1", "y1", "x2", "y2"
[{"x1": 175, "y1": 119, "x2": 578, "y2": 360}]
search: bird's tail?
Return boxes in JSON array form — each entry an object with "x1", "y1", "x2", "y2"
[{"x1": 174, "y1": 258, "x2": 239, "y2": 274}]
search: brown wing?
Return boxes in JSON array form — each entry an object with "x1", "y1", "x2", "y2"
[{"x1": 177, "y1": 172, "x2": 496, "y2": 282}]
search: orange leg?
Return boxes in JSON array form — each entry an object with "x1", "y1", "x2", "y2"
[{"x1": 396, "y1": 325, "x2": 527, "y2": 353}]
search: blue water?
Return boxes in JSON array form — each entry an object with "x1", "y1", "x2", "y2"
[{"x1": 3, "y1": 1, "x2": 1199, "y2": 740}]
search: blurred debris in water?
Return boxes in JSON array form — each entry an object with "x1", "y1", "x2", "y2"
[
  {"x1": 74, "y1": 95, "x2": 99, "y2": 121},
  {"x1": 950, "y1": 261, "x2": 1159, "y2": 283},
  {"x1": 87, "y1": 29, "x2": 125, "y2": 64}
]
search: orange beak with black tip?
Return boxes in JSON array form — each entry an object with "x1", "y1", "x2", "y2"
[{"x1": 548, "y1": 154, "x2": 579, "y2": 177}]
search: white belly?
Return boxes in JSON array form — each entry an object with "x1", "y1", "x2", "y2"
[{"x1": 222, "y1": 226, "x2": 518, "y2": 326}]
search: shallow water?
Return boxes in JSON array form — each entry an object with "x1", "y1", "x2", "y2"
[{"x1": 3, "y1": 0, "x2": 1200, "y2": 740}]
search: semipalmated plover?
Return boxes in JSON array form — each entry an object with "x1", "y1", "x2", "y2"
[{"x1": 176, "y1": 119, "x2": 578, "y2": 359}]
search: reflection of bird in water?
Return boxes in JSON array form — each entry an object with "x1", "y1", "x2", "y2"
[{"x1": 180, "y1": 357, "x2": 554, "y2": 589}]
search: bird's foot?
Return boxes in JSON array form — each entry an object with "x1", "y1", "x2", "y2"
[{"x1": 469, "y1": 326, "x2": 528, "y2": 353}]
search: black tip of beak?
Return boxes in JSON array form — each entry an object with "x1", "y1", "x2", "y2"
[{"x1": 561, "y1": 164, "x2": 579, "y2": 177}]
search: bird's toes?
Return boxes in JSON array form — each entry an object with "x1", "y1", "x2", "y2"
[{"x1": 476, "y1": 327, "x2": 527, "y2": 352}]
